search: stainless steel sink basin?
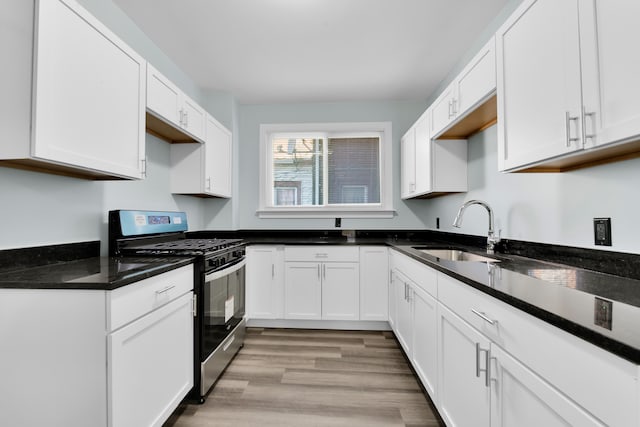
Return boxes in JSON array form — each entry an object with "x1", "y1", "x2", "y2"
[{"x1": 414, "y1": 248, "x2": 500, "y2": 263}]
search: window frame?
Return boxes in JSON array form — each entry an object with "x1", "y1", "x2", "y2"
[{"x1": 258, "y1": 122, "x2": 394, "y2": 218}]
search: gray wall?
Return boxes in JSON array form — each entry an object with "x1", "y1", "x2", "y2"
[
  {"x1": 0, "y1": 136, "x2": 203, "y2": 252},
  {"x1": 233, "y1": 100, "x2": 429, "y2": 231},
  {"x1": 420, "y1": 126, "x2": 640, "y2": 254}
]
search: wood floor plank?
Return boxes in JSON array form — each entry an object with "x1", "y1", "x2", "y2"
[{"x1": 164, "y1": 328, "x2": 444, "y2": 427}]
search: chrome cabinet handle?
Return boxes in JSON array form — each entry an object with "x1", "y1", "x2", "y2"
[
  {"x1": 179, "y1": 109, "x2": 184, "y2": 126},
  {"x1": 140, "y1": 158, "x2": 147, "y2": 178},
  {"x1": 565, "y1": 111, "x2": 580, "y2": 147},
  {"x1": 471, "y1": 309, "x2": 497, "y2": 325},
  {"x1": 206, "y1": 177, "x2": 211, "y2": 191},
  {"x1": 156, "y1": 285, "x2": 175, "y2": 295},
  {"x1": 583, "y1": 107, "x2": 596, "y2": 142},
  {"x1": 184, "y1": 111, "x2": 189, "y2": 127},
  {"x1": 475, "y1": 343, "x2": 491, "y2": 387},
  {"x1": 447, "y1": 99, "x2": 453, "y2": 119},
  {"x1": 271, "y1": 264, "x2": 275, "y2": 278},
  {"x1": 451, "y1": 98, "x2": 457, "y2": 116},
  {"x1": 315, "y1": 253, "x2": 328, "y2": 258}
]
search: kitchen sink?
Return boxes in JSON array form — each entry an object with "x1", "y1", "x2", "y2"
[{"x1": 413, "y1": 248, "x2": 500, "y2": 263}]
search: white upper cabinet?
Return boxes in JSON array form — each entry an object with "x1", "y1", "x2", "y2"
[
  {"x1": 146, "y1": 63, "x2": 206, "y2": 143},
  {"x1": 497, "y1": 0, "x2": 583, "y2": 171},
  {"x1": 400, "y1": 125, "x2": 417, "y2": 198},
  {"x1": 204, "y1": 115, "x2": 232, "y2": 198},
  {"x1": 497, "y1": 0, "x2": 640, "y2": 172},
  {"x1": 401, "y1": 108, "x2": 467, "y2": 200},
  {"x1": 170, "y1": 114, "x2": 232, "y2": 198},
  {"x1": 579, "y1": 1, "x2": 640, "y2": 150},
  {"x1": 431, "y1": 37, "x2": 497, "y2": 139},
  {"x1": 1, "y1": 0, "x2": 146, "y2": 180}
]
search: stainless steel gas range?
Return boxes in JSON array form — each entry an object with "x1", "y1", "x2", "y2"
[{"x1": 109, "y1": 210, "x2": 245, "y2": 402}]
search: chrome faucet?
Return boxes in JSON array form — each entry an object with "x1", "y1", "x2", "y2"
[{"x1": 453, "y1": 200, "x2": 501, "y2": 253}]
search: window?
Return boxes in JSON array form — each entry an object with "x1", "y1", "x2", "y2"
[{"x1": 259, "y1": 122, "x2": 393, "y2": 218}]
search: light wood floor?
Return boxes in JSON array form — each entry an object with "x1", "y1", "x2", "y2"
[{"x1": 164, "y1": 328, "x2": 444, "y2": 427}]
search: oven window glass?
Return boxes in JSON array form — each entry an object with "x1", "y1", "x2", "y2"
[{"x1": 202, "y1": 264, "x2": 245, "y2": 358}]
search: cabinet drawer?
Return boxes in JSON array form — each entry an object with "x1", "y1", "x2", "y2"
[
  {"x1": 284, "y1": 246, "x2": 358, "y2": 262},
  {"x1": 390, "y1": 250, "x2": 437, "y2": 297},
  {"x1": 108, "y1": 264, "x2": 194, "y2": 331},
  {"x1": 437, "y1": 272, "x2": 638, "y2": 427}
]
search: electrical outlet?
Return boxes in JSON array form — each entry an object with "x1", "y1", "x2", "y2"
[
  {"x1": 594, "y1": 297, "x2": 613, "y2": 330},
  {"x1": 335, "y1": 218, "x2": 341, "y2": 228},
  {"x1": 593, "y1": 218, "x2": 612, "y2": 246}
]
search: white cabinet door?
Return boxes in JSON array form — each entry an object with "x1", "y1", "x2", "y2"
[
  {"x1": 490, "y1": 344, "x2": 604, "y2": 427},
  {"x1": 246, "y1": 246, "x2": 284, "y2": 319},
  {"x1": 455, "y1": 37, "x2": 496, "y2": 120},
  {"x1": 411, "y1": 284, "x2": 438, "y2": 401},
  {"x1": 205, "y1": 115, "x2": 232, "y2": 198},
  {"x1": 400, "y1": 126, "x2": 416, "y2": 199},
  {"x1": 108, "y1": 292, "x2": 194, "y2": 427},
  {"x1": 394, "y1": 272, "x2": 413, "y2": 356},
  {"x1": 431, "y1": 83, "x2": 457, "y2": 137},
  {"x1": 580, "y1": 0, "x2": 640, "y2": 150},
  {"x1": 147, "y1": 63, "x2": 181, "y2": 128},
  {"x1": 322, "y1": 262, "x2": 359, "y2": 320},
  {"x1": 181, "y1": 94, "x2": 206, "y2": 142},
  {"x1": 438, "y1": 303, "x2": 491, "y2": 427},
  {"x1": 388, "y1": 270, "x2": 398, "y2": 330},
  {"x1": 414, "y1": 110, "x2": 432, "y2": 194},
  {"x1": 497, "y1": 0, "x2": 583, "y2": 171},
  {"x1": 284, "y1": 262, "x2": 322, "y2": 319},
  {"x1": 359, "y1": 247, "x2": 389, "y2": 321},
  {"x1": 32, "y1": 0, "x2": 145, "y2": 179}
]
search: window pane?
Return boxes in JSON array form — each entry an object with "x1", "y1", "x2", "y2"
[
  {"x1": 272, "y1": 137, "x2": 324, "y2": 206},
  {"x1": 328, "y1": 137, "x2": 380, "y2": 204}
]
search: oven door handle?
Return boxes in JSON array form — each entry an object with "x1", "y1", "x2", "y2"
[{"x1": 204, "y1": 258, "x2": 246, "y2": 281}]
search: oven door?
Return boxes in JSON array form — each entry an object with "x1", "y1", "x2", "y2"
[{"x1": 201, "y1": 258, "x2": 246, "y2": 360}]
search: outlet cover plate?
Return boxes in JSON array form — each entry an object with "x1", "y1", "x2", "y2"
[{"x1": 593, "y1": 218, "x2": 612, "y2": 246}]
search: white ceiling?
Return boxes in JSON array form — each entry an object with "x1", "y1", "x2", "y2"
[{"x1": 114, "y1": 0, "x2": 508, "y2": 104}]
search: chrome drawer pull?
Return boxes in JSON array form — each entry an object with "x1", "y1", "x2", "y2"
[
  {"x1": 471, "y1": 309, "x2": 496, "y2": 325},
  {"x1": 155, "y1": 285, "x2": 175, "y2": 295}
]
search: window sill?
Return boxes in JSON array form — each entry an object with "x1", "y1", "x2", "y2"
[{"x1": 256, "y1": 208, "x2": 396, "y2": 219}]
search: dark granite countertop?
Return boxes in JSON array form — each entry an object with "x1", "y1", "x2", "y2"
[
  {"x1": 389, "y1": 242, "x2": 640, "y2": 365},
  {"x1": 0, "y1": 256, "x2": 194, "y2": 291},
  {"x1": 206, "y1": 231, "x2": 640, "y2": 364}
]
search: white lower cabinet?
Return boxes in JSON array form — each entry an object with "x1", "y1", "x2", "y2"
[
  {"x1": 284, "y1": 261, "x2": 359, "y2": 320},
  {"x1": 246, "y1": 245, "x2": 284, "y2": 319},
  {"x1": 437, "y1": 303, "x2": 491, "y2": 427},
  {"x1": 321, "y1": 262, "x2": 360, "y2": 320},
  {"x1": 109, "y1": 292, "x2": 194, "y2": 427},
  {"x1": 411, "y1": 284, "x2": 438, "y2": 400},
  {"x1": 283, "y1": 246, "x2": 360, "y2": 321},
  {"x1": 359, "y1": 247, "x2": 389, "y2": 321},
  {"x1": 0, "y1": 265, "x2": 194, "y2": 427},
  {"x1": 284, "y1": 261, "x2": 323, "y2": 319},
  {"x1": 389, "y1": 251, "x2": 439, "y2": 403},
  {"x1": 489, "y1": 344, "x2": 603, "y2": 427},
  {"x1": 248, "y1": 245, "x2": 387, "y2": 325},
  {"x1": 393, "y1": 271, "x2": 414, "y2": 354},
  {"x1": 389, "y1": 249, "x2": 639, "y2": 427}
]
